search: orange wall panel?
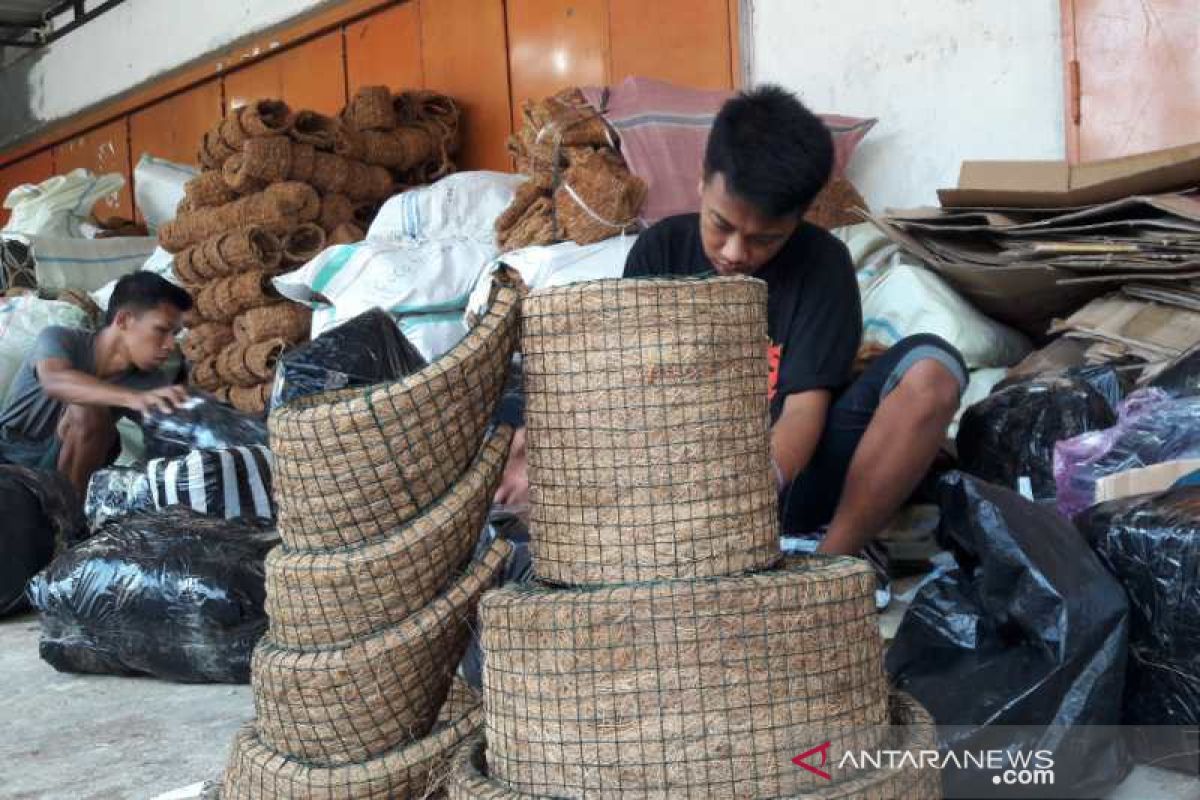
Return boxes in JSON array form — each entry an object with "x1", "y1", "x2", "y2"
[
  {"x1": 0, "y1": 150, "x2": 55, "y2": 227},
  {"x1": 507, "y1": 0, "x2": 608, "y2": 128},
  {"x1": 420, "y1": 0, "x2": 512, "y2": 172},
  {"x1": 346, "y1": 1, "x2": 424, "y2": 92},
  {"x1": 130, "y1": 80, "x2": 224, "y2": 169},
  {"x1": 608, "y1": 0, "x2": 733, "y2": 90},
  {"x1": 51, "y1": 119, "x2": 133, "y2": 222},
  {"x1": 224, "y1": 31, "x2": 347, "y2": 117}
]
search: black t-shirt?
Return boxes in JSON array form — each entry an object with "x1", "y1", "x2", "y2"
[{"x1": 624, "y1": 214, "x2": 861, "y2": 417}]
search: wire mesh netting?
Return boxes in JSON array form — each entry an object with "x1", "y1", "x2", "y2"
[
  {"x1": 252, "y1": 539, "x2": 509, "y2": 766},
  {"x1": 269, "y1": 285, "x2": 520, "y2": 551},
  {"x1": 264, "y1": 426, "x2": 512, "y2": 649},
  {"x1": 521, "y1": 277, "x2": 780, "y2": 585},
  {"x1": 223, "y1": 689, "x2": 482, "y2": 800},
  {"x1": 449, "y1": 692, "x2": 940, "y2": 800},
  {"x1": 479, "y1": 555, "x2": 889, "y2": 798}
]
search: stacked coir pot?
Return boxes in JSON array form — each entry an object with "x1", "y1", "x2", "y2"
[
  {"x1": 449, "y1": 277, "x2": 942, "y2": 799},
  {"x1": 219, "y1": 284, "x2": 520, "y2": 799},
  {"x1": 164, "y1": 86, "x2": 461, "y2": 413}
]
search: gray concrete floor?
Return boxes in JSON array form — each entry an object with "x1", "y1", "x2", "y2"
[
  {"x1": 3, "y1": 588, "x2": 1198, "y2": 799},
  {"x1": 0, "y1": 612, "x2": 249, "y2": 800}
]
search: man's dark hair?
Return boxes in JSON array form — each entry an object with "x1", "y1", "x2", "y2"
[
  {"x1": 105, "y1": 272, "x2": 193, "y2": 326},
  {"x1": 703, "y1": 85, "x2": 834, "y2": 218}
]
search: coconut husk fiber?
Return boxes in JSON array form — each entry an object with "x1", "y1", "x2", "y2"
[
  {"x1": 283, "y1": 223, "x2": 327, "y2": 265},
  {"x1": 216, "y1": 338, "x2": 288, "y2": 387},
  {"x1": 225, "y1": 135, "x2": 294, "y2": 186},
  {"x1": 352, "y1": 201, "x2": 379, "y2": 230},
  {"x1": 805, "y1": 177, "x2": 868, "y2": 231},
  {"x1": 184, "y1": 170, "x2": 239, "y2": 209},
  {"x1": 494, "y1": 181, "x2": 545, "y2": 235},
  {"x1": 496, "y1": 196, "x2": 555, "y2": 252},
  {"x1": 199, "y1": 128, "x2": 238, "y2": 171},
  {"x1": 522, "y1": 277, "x2": 777, "y2": 584},
  {"x1": 181, "y1": 322, "x2": 235, "y2": 363},
  {"x1": 553, "y1": 148, "x2": 646, "y2": 245},
  {"x1": 234, "y1": 302, "x2": 312, "y2": 344},
  {"x1": 265, "y1": 426, "x2": 512, "y2": 649},
  {"x1": 213, "y1": 385, "x2": 234, "y2": 406},
  {"x1": 252, "y1": 540, "x2": 509, "y2": 766},
  {"x1": 450, "y1": 693, "x2": 939, "y2": 800},
  {"x1": 229, "y1": 381, "x2": 272, "y2": 414},
  {"x1": 395, "y1": 91, "x2": 461, "y2": 143},
  {"x1": 345, "y1": 85, "x2": 396, "y2": 132},
  {"x1": 221, "y1": 701, "x2": 481, "y2": 800},
  {"x1": 291, "y1": 111, "x2": 341, "y2": 151},
  {"x1": 327, "y1": 223, "x2": 364, "y2": 245},
  {"x1": 177, "y1": 227, "x2": 283, "y2": 284},
  {"x1": 158, "y1": 182, "x2": 319, "y2": 252},
  {"x1": 310, "y1": 151, "x2": 351, "y2": 195},
  {"x1": 241, "y1": 99, "x2": 295, "y2": 136},
  {"x1": 195, "y1": 271, "x2": 278, "y2": 323},
  {"x1": 318, "y1": 193, "x2": 355, "y2": 232},
  {"x1": 481, "y1": 555, "x2": 888, "y2": 798},
  {"x1": 287, "y1": 141, "x2": 318, "y2": 183},
  {"x1": 190, "y1": 354, "x2": 221, "y2": 392},
  {"x1": 269, "y1": 285, "x2": 519, "y2": 551},
  {"x1": 337, "y1": 127, "x2": 434, "y2": 171}
]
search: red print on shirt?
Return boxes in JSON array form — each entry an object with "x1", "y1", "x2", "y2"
[{"x1": 768, "y1": 342, "x2": 782, "y2": 401}]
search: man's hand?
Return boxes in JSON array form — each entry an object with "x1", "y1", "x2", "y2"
[
  {"x1": 125, "y1": 385, "x2": 189, "y2": 415},
  {"x1": 494, "y1": 426, "x2": 529, "y2": 508}
]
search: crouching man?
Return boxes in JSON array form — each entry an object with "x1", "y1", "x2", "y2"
[
  {"x1": 0, "y1": 272, "x2": 193, "y2": 496},
  {"x1": 496, "y1": 85, "x2": 967, "y2": 563}
]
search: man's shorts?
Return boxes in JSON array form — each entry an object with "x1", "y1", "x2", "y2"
[
  {"x1": 0, "y1": 428, "x2": 61, "y2": 472},
  {"x1": 779, "y1": 333, "x2": 967, "y2": 535}
]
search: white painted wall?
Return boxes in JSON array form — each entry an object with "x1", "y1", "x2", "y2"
[
  {"x1": 751, "y1": 0, "x2": 1066, "y2": 210},
  {"x1": 4, "y1": 0, "x2": 329, "y2": 134}
]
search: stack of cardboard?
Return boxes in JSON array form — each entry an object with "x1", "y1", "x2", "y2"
[{"x1": 870, "y1": 141, "x2": 1200, "y2": 368}]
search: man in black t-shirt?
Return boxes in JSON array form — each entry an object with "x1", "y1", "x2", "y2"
[{"x1": 495, "y1": 86, "x2": 966, "y2": 559}]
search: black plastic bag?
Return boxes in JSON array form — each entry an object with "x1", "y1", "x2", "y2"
[
  {"x1": 271, "y1": 307, "x2": 425, "y2": 408},
  {"x1": 141, "y1": 394, "x2": 268, "y2": 460},
  {"x1": 27, "y1": 507, "x2": 277, "y2": 683},
  {"x1": 957, "y1": 376, "x2": 1116, "y2": 501},
  {"x1": 1075, "y1": 489, "x2": 1200, "y2": 774},
  {"x1": 886, "y1": 472, "x2": 1131, "y2": 798},
  {"x1": 0, "y1": 466, "x2": 85, "y2": 616},
  {"x1": 1071, "y1": 361, "x2": 1140, "y2": 411},
  {"x1": 84, "y1": 467, "x2": 153, "y2": 530},
  {"x1": 1150, "y1": 348, "x2": 1200, "y2": 398}
]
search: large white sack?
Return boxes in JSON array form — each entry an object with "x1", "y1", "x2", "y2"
[
  {"x1": 368, "y1": 171, "x2": 524, "y2": 245},
  {"x1": 861, "y1": 260, "x2": 1032, "y2": 369},
  {"x1": 2, "y1": 169, "x2": 125, "y2": 238},
  {"x1": 0, "y1": 296, "x2": 92, "y2": 399},
  {"x1": 24, "y1": 234, "x2": 157, "y2": 293},
  {"x1": 273, "y1": 239, "x2": 494, "y2": 361},
  {"x1": 949, "y1": 367, "x2": 1008, "y2": 438},
  {"x1": 133, "y1": 155, "x2": 198, "y2": 231},
  {"x1": 89, "y1": 245, "x2": 178, "y2": 312},
  {"x1": 466, "y1": 236, "x2": 637, "y2": 319}
]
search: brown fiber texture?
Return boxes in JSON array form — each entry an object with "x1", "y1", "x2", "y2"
[
  {"x1": 480, "y1": 556, "x2": 888, "y2": 798},
  {"x1": 450, "y1": 693, "x2": 939, "y2": 800},
  {"x1": 251, "y1": 540, "x2": 510, "y2": 766},
  {"x1": 190, "y1": 355, "x2": 221, "y2": 392},
  {"x1": 234, "y1": 303, "x2": 312, "y2": 345},
  {"x1": 183, "y1": 171, "x2": 239, "y2": 209},
  {"x1": 291, "y1": 111, "x2": 341, "y2": 151},
  {"x1": 194, "y1": 271, "x2": 277, "y2": 323},
  {"x1": 181, "y1": 322, "x2": 235, "y2": 363},
  {"x1": 216, "y1": 338, "x2": 288, "y2": 387},
  {"x1": 221, "y1": 698, "x2": 481, "y2": 800},
  {"x1": 229, "y1": 381, "x2": 273, "y2": 414},
  {"x1": 521, "y1": 277, "x2": 778, "y2": 584},
  {"x1": 158, "y1": 182, "x2": 319, "y2": 252},
  {"x1": 552, "y1": 148, "x2": 646, "y2": 245},
  {"x1": 283, "y1": 223, "x2": 327, "y2": 265},
  {"x1": 318, "y1": 194, "x2": 355, "y2": 232},
  {"x1": 268, "y1": 285, "x2": 519, "y2": 551},
  {"x1": 226, "y1": 135, "x2": 294, "y2": 185},
  {"x1": 328, "y1": 223, "x2": 365, "y2": 245},
  {"x1": 265, "y1": 426, "x2": 512, "y2": 649},
  {"x1": 175, "y1": 227, "x2": 283, "y2": 284},
  {"x1": 344, "y1": 85, "x2": 397, "y2": 132}
]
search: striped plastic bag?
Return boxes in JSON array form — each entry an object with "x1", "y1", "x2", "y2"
[{"x1": 147, "y1": 445, "x2": 274, "y2": 521}]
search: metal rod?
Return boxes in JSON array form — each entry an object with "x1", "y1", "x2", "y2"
[{"x1": 41, "y1": 0, "x2": 127, "y2": 45}]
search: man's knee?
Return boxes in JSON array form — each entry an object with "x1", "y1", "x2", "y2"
[
  {"x1": 895, "y1": 359, "x2": 962, "y2": 421},
  {"x1": 58, "y1": 405, "x2": 116, "y2": 445}
]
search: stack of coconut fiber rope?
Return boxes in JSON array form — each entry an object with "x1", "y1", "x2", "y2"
[
  {"x1": 447, "y1": 277, "x2": 943, "y2": 799},
  {"x1": 495, "y1": 88, "x2": 646, "y2": 252},
  {"x1": 220, "y1": 283, "x2": 521, "y2": 799},
  {"x1": 163, "y1": 87, "x2": 461, "y2": 413}
]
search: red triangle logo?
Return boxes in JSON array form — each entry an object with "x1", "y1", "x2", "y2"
[{"x1": 792, "y1": 741, "x2": 833, "y2": 781}]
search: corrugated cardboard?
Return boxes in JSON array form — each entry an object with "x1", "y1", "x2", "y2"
[
  {"x1": 938, "y1": 140, "x2": 1200, "y2": 208},
  {"x1": 1050, "y1": 294, "x2": 1200, "y2": 359},
  {"x1": 1094, "y1": 460, "x2": 1200, "y2": 504}
]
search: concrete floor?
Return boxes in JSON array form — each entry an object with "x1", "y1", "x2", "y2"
[{"x1": 3, "y1": 594, "x2": 1198, "y2": 799}]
